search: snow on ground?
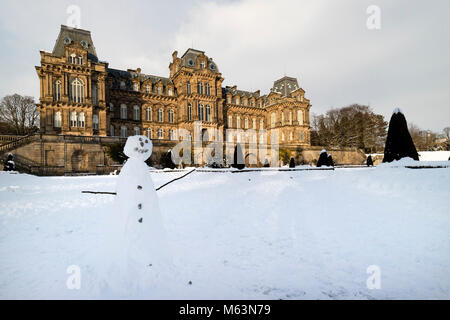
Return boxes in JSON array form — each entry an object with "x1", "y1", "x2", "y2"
[
  {"x1": 418, "y1": 151, "x2": 450, "y2": 161},
  {"x1": 0, "y1": 165, "x2": 450, "y2": 299}
]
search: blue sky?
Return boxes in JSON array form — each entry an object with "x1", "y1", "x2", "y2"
[{"x1": 0, "y1": 0, "x2": 449, "y2": 132}]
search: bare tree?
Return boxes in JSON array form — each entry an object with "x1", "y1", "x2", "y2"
[
  {"x1": 0, "y1": 94, "x2": 39, "y2": 135},
  {"x1": 443, "y1": 127, "x2": 450, "y2": 140}
]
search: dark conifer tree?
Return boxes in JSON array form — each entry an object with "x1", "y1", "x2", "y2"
[
  {"x1": 289, "y1": 157, "x2": 295, "y2": 168},
  {"x1": 327, "y1": 154, "x2": 334, "y2": 167},
  {"x1": 161, "y1": 149, "x2": 176, "y2": 169},
  {"x1": 383, "y1": 109, "x2": 419, "y2": 162},
  {"x1": 366, "y1": 155, "x2": 374, "y2": 166},
  {"x1": 232, "y1": 144, "x2": 245, "y2": 170},
  {"x1": 317, "y1": 150, "x2": 328, "y2": 167}
]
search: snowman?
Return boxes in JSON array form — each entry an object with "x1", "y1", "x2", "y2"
[{"x1": 105, "y1": 135, "x2": 171, "y2": 293}]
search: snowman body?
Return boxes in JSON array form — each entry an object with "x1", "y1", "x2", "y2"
[{"x1": 108, "y1": 135, "x2": 170, "y2": 291}]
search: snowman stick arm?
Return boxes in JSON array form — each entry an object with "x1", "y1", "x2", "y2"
[{"x1": 81, "y1": 168, "x2": 196, "y2": 195}]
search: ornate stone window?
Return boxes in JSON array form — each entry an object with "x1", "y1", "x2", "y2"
[
  {"x1": 244, "y1": 117, "x2": 249, "y2": 129},
  {"x1": 236, "y1": 116, "x2": 240, "y2": 128},
  {"x1": 110, "y1": 125, "x2": 115, "y2": 137},
  {"x1": 205, "y1": 105, "x2": 211, "y2": 122},
  {"x1": 157, "y1": 128, "x2": 163, "y2": 139},
  {"x1": 120, "y1": 104, "x2": 127, "y2": 119},
  {"x1": 187, "y1": 82, "x2": 191, "y2": 94},
  {"x1": 198, "y1": 104, "x2": 204, "y2": 121},
  {"x1": 133, "y1": 126, "x2": 140, "y2": 136},
  {"x1": 228, "y1": 115, "x2": 232, "y2": 127},
  {"x1": 120, "y1": 81, "x2": 126, "y2": 90},
  {"x1": 145, "y1": 107, "x2": 152, "y2": 121},
  {"x1": 289, "y1": 111, "x2": 293, "y2": 125},
  {"x1": 120, "y1": 126, "x2": 127, "y2": 138},
  {"x1": 187, "y1": 104, "x2": 192, "y2": 121},
  {"x1": 168, "y1": 88, "x2": 173, "y2": 96},
  {"x1": 109, "y1": 103, "x2": 114, "y2": 112},
  {"x1": 77, "y1": 55, "x2": 83, "y2": 65},
  {"x1": 93, "y1": 114, "x2": 99, "y2": 130},
  {"x1": 297, "y1": 109, "x2": 303, "y2": 125},
  {"x1": 54, "y1": 80, "x2": 61, "y2": 102},
  {"x1": 271, "y1": 113, "x2": 276, "y2": 128},
  {"x1": 169, "y1": 129, "x2": 175, "y2": 140},
  {"x1": 158, "y1": 108, "x2": 163, "y2": 122},
  {"x1": 168, "y1": 109, "x2": 174, "y2": 123},
  {"x1": 54, "y1": 111, "x2": 62, "y2": 128},
  {"x1": 146, "y1": 128, "x2": 151, "y2": 139},
  {"x1": 133, "y1": 105, "x2": 140, "y2": 121},
  {"x1": 145, "y1": 85, "x2": 150, "y2": 93},
  {"x1": 157, "y1": 86, "x2": 162, "y2": 95},
  {"x1": 69, "y1": 53, "x2": 76, "y2": 64},
  {"x1": 133, "y1": 83, "x2": 139, "y2": 92},
  {"x1": 281, "y1": 112, "x2": 285, "y2": 125},
  {"x1": 260, "y1": 119, "x2": 263, "y2": 129},
  {"x1": 70, "y1": 78, "x2": 84, "y2": 103},
  {"x1": 70, "y1": 111, "x2": 77, "y2": 127},
  {"x1": 78, "y1": 112, "x2": 85, "y2": 128},
  {"x1": 252, "y1": 118, "x2": 256, "y2": 130}
]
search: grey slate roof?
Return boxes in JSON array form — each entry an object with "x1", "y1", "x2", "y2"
[
  {"x1": 272, "y1": 76, "x2": 300, "y2": 97},
  {"x1": 107, "y1": 68, "x2": 173, "y2": 90},
  {"x1": 180, "y1": 48, "x2": 219, "y2": 72},
  {"x1": 52, "y1": 25, "x2": 98, "y2": 62}
]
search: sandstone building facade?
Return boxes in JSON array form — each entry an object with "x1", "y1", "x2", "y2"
[{"x1": 36, "y1": 25, "x2": 311, "y2": 152}]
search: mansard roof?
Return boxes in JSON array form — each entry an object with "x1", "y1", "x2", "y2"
[
  {"x1": 52, "y1": 25, "x2": 98, "y2": 62},
  {"x1": 107, "y1": 68, "x2": 173, "y2": 85},
  {"x1": 272, "y1": 76, "x2": 300, "y2": 97},
  {"x1": 179, "y1": 48, "x2": 219, "y2": 72}
]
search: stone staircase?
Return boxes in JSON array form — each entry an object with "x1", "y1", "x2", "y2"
[{"x1": 0, "y1": 135, "x2": 37, "y2": 155}]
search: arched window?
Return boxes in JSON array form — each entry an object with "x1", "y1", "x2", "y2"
[
  {"x1": 169, "y1": 129, "x2": 175, "y2": 140},
  {"x1": 243, "y1": 99, "x2": 248, "y2": 106},
  {"x1": 78, "y1": 112, "x2": 85, "y2": 128},
  {"x1": 236, "y1": 116, "x2": 240, "y2": 128},
  {"x1": 69, "y1": 53, "x2": 76, "y2": 64},
  {"x1": 205, "y1": 105, "x2": 211, "y2": 122},
  {"x1": 198, "y1": 104, "x2": 204, "y2": 121},
  {"x1": 120, "y1": 104, "x2": 127, "y2": 119},
  {"x1": 205, "y1": 83, "x2": 210, "y2": 96},
  {"x1": 93, "y1": 114, "x2": 99, "y2": 130},
  {"x1": 157, "y1": 108, "x2": 163, "y2": 122},
  {"x1": 197, "y1": 82, "x2": 202, "y2": 94},
  {"x1": 145, "y1": 107, "x2": 152, "y2": 121},
  {"x1": 54, "y1": 80, "x2": 61, "y2": 102},
  {"x1": 133, "y1": 127, "x2": 140, "y2": 136},
  {"x1": 92, "y1": 82, "x2": 98, "y2": 105},
  {"x1": 133, "y1": 83, "x2": 139, "y2": 92},
  {"x1": 120, "y1": 126, "x2": 127, "y2": 138},
  {"x1": 168, "y1": 109, "x2": 174, "y2": 123},
  {"x1": 236, "y1": 97, "x2": 240, "y2": 105},
  {"x1": 244, "y1": 117, "x2": 249, "y2": 129},
  {"x1": 227, "y1": 96, "x2": 231, "y2": 104},
  {"x1": 187, "y1": 82, "x2": 191, "y2": 94},
  {"x1": 271, "y1": 113, "x2": 276, "y2": 128},
  {"x1": 70, "y1": 78, "x2": 84, "y2": 103},
  {"x1": 228, "y1": 115, "x2": 232, "y2": 127},
  {"x1": 54, "y1": 111, "x2": 62, "y2": 128},
  {"x1": 187, "y1": 104, "x2": 192, "y2": 121},
  {"x1": 168, "y1": 88, "x2": 173, "y2": 96},
  {"x1": 145, "y1": 85, "x2": 150, "y2": 93},
  {"x1": 297, "y1": 109, "x2": 303, "y2": 125},
  {"x1": 157, "y1": 128, "x2": 163, "y2": 139},
  {"x1": 133, "y1": 105, "x2": 140, "y2": 121},
  {"x1": 70, "y1": 111, "x2": 77, "y2": 127},
  {"x1": 77, "y1": 55, "x2": 83, "y2": 65},
  {"x1": 157, "y1": 86, "x2": 162, "y2": 95},
  {"x1": 146, "y1": 128, "x2": 151, "y2": 139},
  {"x1": 110, "y1": 125, "x2": 115, "y2": 137}
]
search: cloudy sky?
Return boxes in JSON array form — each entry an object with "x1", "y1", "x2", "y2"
[{"x1": 0, "y1": 0, "x2": 449, "y2": 132}]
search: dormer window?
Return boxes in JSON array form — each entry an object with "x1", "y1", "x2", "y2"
[
  {"x1": 157, "y1": 86, "x2": 162, "y2": 95},
  {"x1": 168, "y1": 88, "x2": 173, "y2": 96},
  {"x1": 200, "y1": 61, "x2": 205, "y2": 69},
  {"x1": 145, "y1": 85, "x2": 150, "y2": 93},
  {"x1": 120, "y1": 81, "x2": 126, "y2": 90},
  {"x1": 69, "y1": 54, "x2": 76, "y2": 64},
  {"x1": 77, "y1": 55, "x2": 83, "y2": 65},
  {"x1": 133, "y1": 83, "x2": 139, "y2": 92}
]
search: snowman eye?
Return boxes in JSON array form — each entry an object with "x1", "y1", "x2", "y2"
[
  {"x1": 134, "y1": 147, "x2": 138, "y2": 151},
  {"x1": 139, "y1": 138, "x2": 142, "y2": 142},
  {"x1": 145, "y1": 140, "x2": 148, "y2": 144}
]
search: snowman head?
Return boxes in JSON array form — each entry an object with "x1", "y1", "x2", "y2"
[{"x1": 123, "y1": 135, "x2": 153, "y2": 161}]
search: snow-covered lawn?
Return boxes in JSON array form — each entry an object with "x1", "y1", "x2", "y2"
[{"x1": 1, "y1": 165, "x2": 449, "y2": 299}]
